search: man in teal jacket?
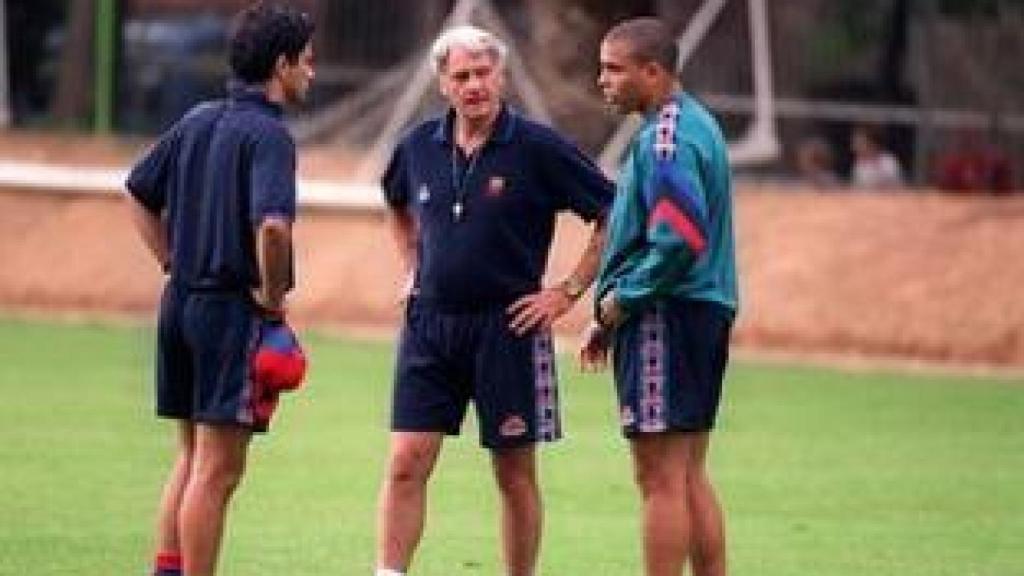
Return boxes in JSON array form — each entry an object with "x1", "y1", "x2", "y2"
[{"x1": 580, "y1": 17, "x2": 738, "y2": 576}]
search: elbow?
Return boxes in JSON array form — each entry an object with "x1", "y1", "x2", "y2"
[
  {"x1": 259, "y1": 217, "x2": 292, "y2": 239},
  {"x1": 257, "y1": 217, "x2": 293, "y2": 255},
  {"x1": 388, "y1": 206, "x2": 414, "y2": 226},
  {"x1": 125, "y1": 192, "x2": 158, "y2": 218}
]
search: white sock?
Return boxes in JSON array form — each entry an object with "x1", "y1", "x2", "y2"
[{"x1": 375, "y1": 569, "x2": 405, "y2": 576}]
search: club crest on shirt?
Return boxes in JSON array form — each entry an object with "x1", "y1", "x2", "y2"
[
  {"x1": 417, "y1": 184, "x2": 431, "y2": 203},
  {"x1": 486, "y1": 176, "x2": 506, "y2": 197},
  {"x1": 499, "y1": 414, "x2": 528, "y2": 437}
]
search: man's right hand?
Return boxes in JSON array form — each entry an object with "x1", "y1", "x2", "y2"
[
  {"x1": 251, "y1": 289, "x2": 285, "y2": 322},
  {"x1": 579, "y1": 320, "x2": 610, "y2": 372},
  {"x1": 397, "y1": 269, "x2": 416, "y2": 305}
]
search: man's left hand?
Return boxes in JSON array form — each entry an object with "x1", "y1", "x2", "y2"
[
  {"x1": 507, "y1": 287, "x2": 575, "y2": 335},
  {"x1": 578, "y1": 321, "x2": 610, "y2": 372},
  {"x1": 598, "y1": 292, "x2": 626, "y2": 330}
]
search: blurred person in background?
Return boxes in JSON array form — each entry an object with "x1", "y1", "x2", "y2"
[
  {"x1": 795, "y1": 135, "x2": 841, "y2": 188},
  {"x1": 850, "y1": 124, "x2": 905, "y2": 188},
  {"x1": 935, "y1": 128, "x2": 1014, "y2": 193}
]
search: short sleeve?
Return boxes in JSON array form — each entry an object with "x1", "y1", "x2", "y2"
[
  {"x1": 250, "y1": 128, "x2": 297, "y2": 223},
  {"x1": 125, "y1": 130, "x2": 177, "y2": 213},
  {"x1": 381, "y1": 142, "x2": 410, "y2": 208},
  {"x1": 538, "y1": 130, "x2": 614, "y2": 221}
]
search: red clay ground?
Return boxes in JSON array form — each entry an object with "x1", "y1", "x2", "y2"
[{"x1": 1, "y1": 132, "x2": 1022, "y2": 370}]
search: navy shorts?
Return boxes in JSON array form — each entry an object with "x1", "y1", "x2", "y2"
[
  {"x1": 612, "y1": 299, "x2": 733, "y2": 437},
  {"x1": 392, "y1": 299, "x2": 561, "y2": 450},
  {"x1": 155, "y1": 282, "x2": 275, "y2": 433}
]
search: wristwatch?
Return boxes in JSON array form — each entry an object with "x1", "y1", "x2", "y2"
[
  {"x1": 558, "y1": 276, "x2": 586, "y2": 301},
  {"x1": 596, "y1": 292, "x2": 624, "y2": 329}
]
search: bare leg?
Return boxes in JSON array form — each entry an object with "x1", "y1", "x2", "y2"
[
  {"x1": 154, "y1": 422, "x2": 195, "y2": 556},
  {"x1": 491, "y1": 445, "x2": 541, "y2": 576},
  {"x1": 179, "y1": 424, "x2": 251, "y2": 576},
  {"x1": 687, "y1": 432, "x2": 726, "y2": 576},
  {"x1": 630, "y1": 433, "x2": 697, "y2": 576},
  {"x1": 376, "y1": 432, "x2": 444, "y2": 572}
]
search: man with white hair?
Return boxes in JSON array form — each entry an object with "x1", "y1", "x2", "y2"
[{"x1": 374, "y1": 25, "x2": 614, "y2": 576}]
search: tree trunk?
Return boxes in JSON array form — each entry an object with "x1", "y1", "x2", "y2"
[{"x1": 53, "y1": 0, "x2": 95, "y2": 126}]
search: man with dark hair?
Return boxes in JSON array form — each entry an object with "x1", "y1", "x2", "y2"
[
  {"x1": 376, "y1": 24, "x2": 613, "y2": 576},
  {"x1": 581, "y1": 17, "x2": 737, "y2": 576},
  {"x1": 125, "y1": 4, "x2": 314, "y2": 576}
]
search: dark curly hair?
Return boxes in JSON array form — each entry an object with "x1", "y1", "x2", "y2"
[{"x1": 229, "y1": 2, "x2": 315, "y2": 83}]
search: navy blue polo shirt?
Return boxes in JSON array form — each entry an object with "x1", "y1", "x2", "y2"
[
  {"x1": 382, "y1": 106, "x2": 614, "y2": 310},
  {"x1": 126, "y1": 82, "x2": 297, "y2": 293}
]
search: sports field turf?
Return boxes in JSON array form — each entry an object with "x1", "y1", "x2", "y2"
[{"x1": 0, "y1": 318, "x2": 1021, "y2": 575}]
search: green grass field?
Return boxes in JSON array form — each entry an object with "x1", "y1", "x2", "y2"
[{"x1": 0, "y1": 318, "x2": 1021, "y2": 576}]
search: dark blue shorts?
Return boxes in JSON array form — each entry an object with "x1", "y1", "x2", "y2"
[
  {"x1": 612, "y1": 299, "x2": 733, "y2": 437},
  {"x1": 392, "y1": 299, "x2": 561, "y2": 450},
  {"x1": 155, "y1": 282, "x2": 275, "y2": 433}
]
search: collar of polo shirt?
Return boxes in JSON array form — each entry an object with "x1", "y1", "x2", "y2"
[
  {"x1": 226, "y1": 79, "x2": 284, "y2": 118},
  {"x1": 433, "y1": 103, "x2": 517, "y2": 147}
]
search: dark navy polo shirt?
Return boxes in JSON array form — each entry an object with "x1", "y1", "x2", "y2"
[
  {"x1": 382, "y1": 106, "x2": 614, "y2": 310},
  {"x1": 126, "y1": 82, "x2": 297, "y2": 293}
]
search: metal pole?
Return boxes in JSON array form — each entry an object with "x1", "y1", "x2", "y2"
[
  {"x1": 676, "y1": 0, "x2": 729, "y2": 67},
  {"x1": 0, "y1": 0, "x2": 11, "y2": 127},
  {"x1": 94, "y1": 0, "x2": 116, "y2": 133},
  {"x1": 913, "y1": 0, "x2": 937, "y2": 186}
]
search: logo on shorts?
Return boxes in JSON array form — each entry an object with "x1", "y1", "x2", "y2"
[
  {"x1": 620, "y1": 406, "x2": 636, "y2": 427},
  {"x1": 486, "y1": 176, "x2": 506, "y2": 197},
  {"x1": 499, "y1": 415, "x2": 528, "y2": 437},
  {"x1": 418, "y1": 184, "x2": 431, "y2": 203}
]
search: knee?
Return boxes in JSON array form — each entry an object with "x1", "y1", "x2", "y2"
[
  {"x1": 386, "y1": 447, "x2": 433, "y2": 488},
  {"x1": 493, "y1": 452, "x2": 538, "y2": 500},
  {"x1": 193, "y1": 456, "x2": 246, "y2": 496},
  {"x1": 172, "y1": 436, "x2": 195, "y2": 475},
  {"x1": 172, "y1": 451, "x2": 194, "y2": 476},
  {"x1": 494, "y1": 466, "x2": 537, "y2": 500},
  {"x1": 634, "y1": 462, "x2": 685, "y2": 499},
  {"x1": 686, "y1": 468, "x2": 712, "y2": 492}
]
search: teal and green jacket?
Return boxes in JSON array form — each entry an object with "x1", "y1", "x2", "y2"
[{"x1": 595, "y1": 92, "x2": 738, "y2": 319}]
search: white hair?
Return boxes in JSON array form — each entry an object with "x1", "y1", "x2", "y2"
[{"x1": 429, "y1": 25, "x2": 508, "y2": 75}]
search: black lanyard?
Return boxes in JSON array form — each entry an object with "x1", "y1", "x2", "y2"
[{"x1": 450, "y1": 142, "x2": 482, "y2": 223}]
